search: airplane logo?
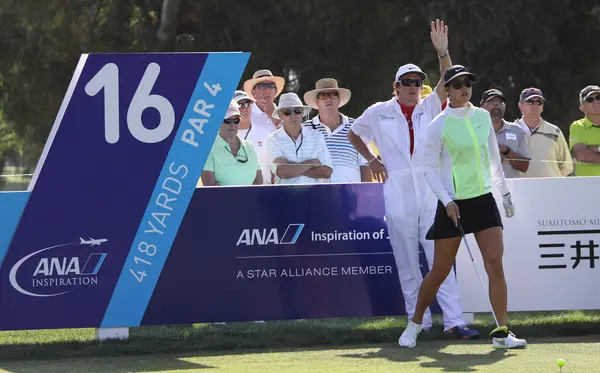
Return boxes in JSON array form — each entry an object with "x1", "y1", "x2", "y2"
[{"x1": 79, "y1": 237, "x2": 108, "y2": 246}]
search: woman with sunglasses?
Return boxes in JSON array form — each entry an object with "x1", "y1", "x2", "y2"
[
  {"x1": 399, "y1": 65, "x2": 527, "y2": 349},
  {"x1": 201, "y1": 100, "x2": 263, "y2": 186}
]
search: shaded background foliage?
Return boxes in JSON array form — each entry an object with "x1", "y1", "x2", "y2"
[{"x1": 0, "y1": 0, "x2": 599, "y2": 170}]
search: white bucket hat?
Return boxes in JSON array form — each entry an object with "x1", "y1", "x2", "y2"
[
  {"x1": 303, "y1": 78, "x2": 351, "y2": 110},
  {"x1": 224, "y1": 99, "x2": 241, "y2": 120},
  {"x1": 242, "y1": 69, "x2": 285, "y2": 100},
  {"x1": 273, "y1": 93, "x2": 311, "y2": 120}
]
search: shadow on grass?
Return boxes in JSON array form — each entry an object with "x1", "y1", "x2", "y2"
[
  {"x1": 0, "y1": 354, "x2": 213, "y2": 373},
  {"x1": 340, "y1": 341, "x2": 515, "y2": 372}
]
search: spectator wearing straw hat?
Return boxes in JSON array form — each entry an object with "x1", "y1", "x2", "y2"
[
  {"x1": 303, "y1": 78, "x2": 372, "y2": 183},
  {"x1": 515, "y1": 87, "x2": 572, "y2": 178},
  {"x1": 242, "y1": 70, "x2": 286, "y2": 184},
  {"x1": 266, "y1": 93, "x2": 333, "y2": 185},
  {"x1": 570, "y1": 85, "x2": 600, "y2": 176}
]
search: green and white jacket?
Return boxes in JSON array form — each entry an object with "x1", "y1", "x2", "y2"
[{"x1": 423, "y1": 103, "x2": 510, "y2": 207}]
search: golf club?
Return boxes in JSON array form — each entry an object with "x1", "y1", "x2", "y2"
[{"x1": 456, "y1": 218, "x2": 501, "y2": 329}]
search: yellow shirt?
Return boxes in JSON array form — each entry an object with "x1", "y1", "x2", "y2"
[{"x1": 569, "y1": 116, "x2": 600, "y2": 176}]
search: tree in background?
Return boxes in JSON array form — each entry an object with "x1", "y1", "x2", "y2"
[{"x1": 1, "y1": 0, "x2": 599, "y2": 169}]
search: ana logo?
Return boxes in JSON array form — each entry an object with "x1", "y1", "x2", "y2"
[
  {"x1": 9, "y1": 237, "x2": 108, "y2": 297},
  {"x1": 236, "y1": 224, "x2": 305, "y2": 246}
]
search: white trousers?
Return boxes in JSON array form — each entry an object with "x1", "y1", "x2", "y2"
[{"x1": 384, "y1": 174, "x2": 464, "y2": 331}]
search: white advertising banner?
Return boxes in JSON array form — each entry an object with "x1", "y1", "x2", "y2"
[{"x1": 456, "y1": 176, "x2": 600, "y2": 312}]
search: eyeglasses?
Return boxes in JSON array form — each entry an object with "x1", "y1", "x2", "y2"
[
  {"x1": 448, "y1": 79, "x2": 474, "y2": 90},
  {"x1": 238, "y1": 101, "x2": 252, "y2": 108},
  {"x1": 585, "y1": 95, "x2": 600, "y2": 103},
  {"x1": 283, "y1": 107, "x2": 305, "y2": 116},
  {"x1": 223, "y1": 118, "x2": 241, "y2": 124},
  {"x1": 317, "y1": 91, "x2": 340, "y2": 100},
  {"x1": 225, "y1": 145, "x2": 248, "y2": 163},
  {"x1": 525, "y1": 99, "x2": 544, "y2": 106},
  {"x1": 255, "y1": 82, "x2": 277, "y2": 90},
  {"x1": 399, "y1": 78, "x2": 423, "y2": 87}
]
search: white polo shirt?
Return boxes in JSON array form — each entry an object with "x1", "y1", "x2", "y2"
[
  {"x1": 245, "y1": 103, "x2": 279, "y2": 183},
  {"x1": 351, "y1": 92, "x2": 443, "y2": 175},
  {"x1": 266, "y1": 126, "x2": 333, "y2": 185},
  {"x1": 303, "y1": 114, "x2": 367, "y2": 183}
]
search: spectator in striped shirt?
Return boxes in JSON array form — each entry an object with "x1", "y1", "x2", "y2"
[
  {"x1": 303, "y1": 78, "x2": 373, "y2": 183},
  {"x1": 266, "y1": 93, "x2": 333, "y2": 185}
]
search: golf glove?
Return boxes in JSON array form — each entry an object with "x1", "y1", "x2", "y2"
[{"x1": 502, "y1": 193, "x2": 515, "y2": 218}]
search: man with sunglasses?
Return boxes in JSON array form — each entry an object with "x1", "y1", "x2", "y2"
[
  {"x1": 243, "y1": 69, "x2": 287, "y2": 184},
  {"x1": 348, "y1": 20, "x2": 479, "y2": 341},
  {"x1": 569, "y1": 85, "x2": 600, "y2": 176},
  {"x1": 516, "y1": 88, "x2": 573, "y2": 178},
  {"x1": 303, "y1": 78, "x2": 373, "y2": 183},
  {"x1": 266, "y1": 93, "x2": 333, "y2": 185},
  {"x1": 480, "y1": 89, "x2": 530, "y2": 178}
]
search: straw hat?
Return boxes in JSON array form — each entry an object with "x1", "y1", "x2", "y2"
[
  {"x1": 242, "y1": 69, "x2": 285, "y2": 100},
  {"x1": 303, "y1": 78, "x2": 351, "y2": 110},
  {"x1": 272, "y1": 93, "x2": 311, "y2": 120}
]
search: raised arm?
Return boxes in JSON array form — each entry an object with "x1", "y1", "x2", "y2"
[{"x1": 431, "y1": 19, "x2": 453, "y2": 101}]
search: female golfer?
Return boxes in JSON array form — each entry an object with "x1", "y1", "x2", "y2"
[{"x1": 399, "y1": 65, "x2": 527, "y2": 349}]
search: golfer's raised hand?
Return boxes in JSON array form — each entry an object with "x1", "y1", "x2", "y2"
[
  {"x1": 369, "y1": 158, "x2": 388, "y2": 183},
  {"x1": 446, "y1": 201, "x2": 460, "y2": 227},
  {"x1": 430, "y1": 19, "x2": 448, "y2": 55}
]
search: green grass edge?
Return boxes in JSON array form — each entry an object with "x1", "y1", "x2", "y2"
[{"x1": 0, "y1": 311, "x2": 599, "y2": 361}]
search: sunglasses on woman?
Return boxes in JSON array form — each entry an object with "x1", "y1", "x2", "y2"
[
  {"x1": 448, "y1": 78, "x2": 474, "y2": 90},
  {"x1": 223, "y1": 118, "x2": 241, "y2": 124},
  {"x1": 283, "y1": 107, "x2": 305, "y2": 116},
  {"x1": 238, "y1": 101, "x2": 252, "y2": 108}
]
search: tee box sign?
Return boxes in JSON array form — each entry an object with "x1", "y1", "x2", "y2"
[{"x1": 0, "y1": 52, "x2": 249, "y2": 330}]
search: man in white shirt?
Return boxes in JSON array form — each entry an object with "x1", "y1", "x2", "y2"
[
  {"x1": 347, "y1": 19, "x2": 479, "y2": 341},
  {"x1": 266, "y1": 93, "x2": 333, "y2": 185},
  {"x1": 303, "y1": 78, "x2": 372, "y2": 183},
  {"x1": 243, "y1": 69, "x2": 286, "y2": 183},
  {"x1": 516, "y1": 87, "x2": 573, "y2": 178}
]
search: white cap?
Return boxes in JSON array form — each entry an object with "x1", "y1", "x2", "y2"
[
  {"x1": 224, "y1": 99, "x2": 241, "y2": 119},
  {"x1": 233, "y1": 90, "x2": 252, "y2": 103},
  {"x1": 395, "y1": 63, "x2": 427, "y2": 81}
]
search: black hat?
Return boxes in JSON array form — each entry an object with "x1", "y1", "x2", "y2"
[
  {"x1": 443, "y1": 65, "x2": 477, "y2": 86},
  {"x1": 519, "y1": 87, "x2": 545, "y2": 102},
  {"x1": 480, "y1": 89, "x2": 506, "y2": 104}
]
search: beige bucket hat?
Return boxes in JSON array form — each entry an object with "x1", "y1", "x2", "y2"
[
  {"x1": 242, "y1": 69, "x2": 285, "y2": 100},
  {"x1": 304, "y1": 78, "x2": 351, "y2": 110}
]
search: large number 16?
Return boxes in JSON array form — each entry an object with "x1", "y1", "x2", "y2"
[{"x1": 85, "y1": 62, "x2": 175, "y2": 144}]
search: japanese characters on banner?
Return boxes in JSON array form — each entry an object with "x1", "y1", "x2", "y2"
[{"x1": 457, "y1": 176, "x2": 600, "y2": 312}]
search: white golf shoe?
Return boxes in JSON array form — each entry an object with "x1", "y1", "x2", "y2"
[
  {"x1": 399, "y1": 320, "x2": 422, "y2": 348},
  {"x1": 490, "y1": 326, "x2": 527, "y2": 349}
]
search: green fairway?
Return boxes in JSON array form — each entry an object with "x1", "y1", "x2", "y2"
[{"x1": 0, "y1": 336, "x2": 597, "y2": 372}]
